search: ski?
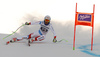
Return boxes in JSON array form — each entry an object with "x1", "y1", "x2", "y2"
[{"x1": 28, "y1": 39, "x2": 31, "y2": 46}]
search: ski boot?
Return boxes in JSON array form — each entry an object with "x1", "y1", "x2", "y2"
[
  {"x1": 6, "y1": 38, "x2": 17, "y2": 45},
  {"x1": 28, "y1": 39, "x2": 34, "y2": 46}
]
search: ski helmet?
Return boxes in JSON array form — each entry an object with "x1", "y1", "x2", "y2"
[
  {"x1": 44, "y1": 15, "x2": 51, "y2": 21},
  {"x1": 44, "y1": 15, "x2": 51, "y2": 25}
]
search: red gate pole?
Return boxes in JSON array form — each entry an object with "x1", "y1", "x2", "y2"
[
  {"x1": 91, "y1": 4, "x2": 95, "y2": 51},
  {"x1": 73, "y1": 3, "x2": 77, "y2": 50}
]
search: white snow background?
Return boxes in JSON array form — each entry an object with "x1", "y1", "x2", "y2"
[
  {"x1": 0, "y1": 16, "x2": 100, "y2": 57},
  {"x1": 0, "y1": 0, "x2": 100, "y2": 57}
]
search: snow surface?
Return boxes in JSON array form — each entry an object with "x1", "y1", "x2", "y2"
[
  {"x1": 0, "y1": 21, "x2": 100, "y2": 57},
  {"x1": 0, "y1": 34, "x2": 93, "y2": 57}
]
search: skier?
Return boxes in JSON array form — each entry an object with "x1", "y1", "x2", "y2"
[{"x1": 6, "y1": 15, "x2": 57, "y2": 46}]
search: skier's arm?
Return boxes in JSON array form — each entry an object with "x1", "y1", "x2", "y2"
[
  {"x1": 25, "y1": 21, "x2": 42, "y2": 25},
  {"x1": 50, "y1": 24, "x2": 57, "y2": 43},
  {"x1": 50, "y1": 25, "x2": 56, "y2": 37}
]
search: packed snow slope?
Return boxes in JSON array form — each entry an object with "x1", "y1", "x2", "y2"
[{"x1": 0, "y1": 20, "x2": 100, "y2": 57}]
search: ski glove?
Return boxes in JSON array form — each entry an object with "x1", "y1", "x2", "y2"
[
  {"x1": 53, "y1": 36, "x2": 57, "y2": 43},
  {"x1": 25, "y1": 22, "x2": 30, "y2": 25}
]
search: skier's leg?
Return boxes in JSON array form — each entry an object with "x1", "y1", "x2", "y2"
[
  {"x1": 27, "y1": 35, "x2": 45, "y2": 45},
  {"x1": 27, "y1": 32, "x2": 41, "y2": 46},
  {"x1": 11, "y1": 36, "x2": 27, "y2": 42},
  {"x1": 9, "y1": 33, "x2": 35, "y2": 42},
  {"x1": 27, "y1": 32, "x2": 39, "y2": 43},
  {"x1": 32, "y1": 35, "x2": 45, "y2": 41},
  {"x1": 27, "y1": 31, "x2": 45, "y2": 43},
  {"x1": 6, "y1": 33, "x2": 34, "y2": 45},
  {"x1": 6, "y1": 31, "x2": 44, "y2": 45},
  {"x1": 6, "y1": 36, "x2": 28, "y2": 45},
  {"x1": 6, "y1": 32, "x2": 38, "y2": 45}
]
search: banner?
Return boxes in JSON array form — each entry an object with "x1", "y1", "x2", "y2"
[{"x1": 75, "y1": 12, "x2": 93, "y2": 27}]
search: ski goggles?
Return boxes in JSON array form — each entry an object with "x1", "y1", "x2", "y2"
[{"x1": 45, "y1": 19, "x2": 50, "y2": 22}]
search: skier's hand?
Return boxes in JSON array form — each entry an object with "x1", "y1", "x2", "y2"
[
  {"x1": 53, "y1": 38, "x2": 57, "y2": 43},
  {"x1": 53, "y1": 36, "x2": 57, "y2": 43},
  {"x1": 25, "y1": 22, "x2": 30, "y2": 25}
]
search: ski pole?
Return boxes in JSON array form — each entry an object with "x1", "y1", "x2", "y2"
[
  {"x1": 3, "y1": 24, "x2": 25, "y2": 39},
  {"x1": 57, "y1": 39, "x2": 68, "y2": 43}
]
